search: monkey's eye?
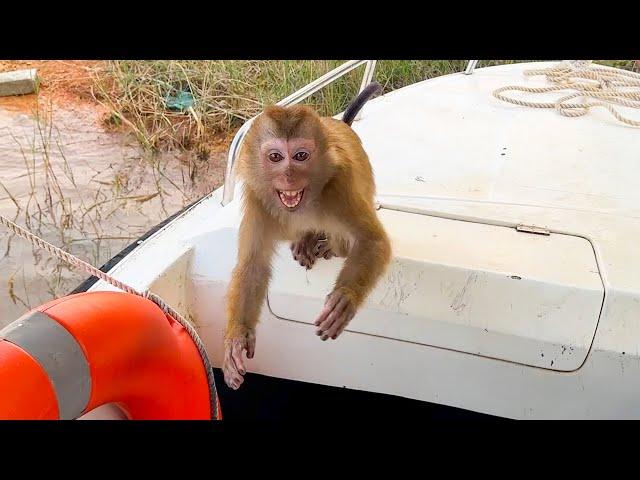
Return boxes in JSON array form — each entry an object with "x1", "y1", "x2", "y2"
[
  {"x1": 293, "y1": 151, "x2": 309, "y2": 161},
  {"x1": 268, "y1": 152, "x2": 283, "y2": 162}
]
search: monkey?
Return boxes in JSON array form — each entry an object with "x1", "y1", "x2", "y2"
[{"x1": 223, "y1": 82, "x2": 392, "y2": 390}]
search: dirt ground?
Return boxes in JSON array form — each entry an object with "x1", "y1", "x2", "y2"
[
  {"x1": 0, "y1": 60, "x2": 234, "y2": 154},
  {"x1": 0, "y1": 61, "x2": 108, "y2": 115}
]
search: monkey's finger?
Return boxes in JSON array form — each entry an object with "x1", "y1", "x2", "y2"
[
  {"x1": 324, "y1": 312, "x2": 347, "y2": 338},
  {"x1": 301, "y1": 247, "x2": 315, "y2": 267},
  {"x1": 222, "y1": 360, "x2": 244, "y2": 390},
  {"x1": 335, "y1": 312, "x2": 355, "y2": 338},
  {"x1": 301, "y1": 256, "x2": 313, "y2": 269},
  {"x1": 318, "y1": 302, "x2": 348, "y2": 337},
  {"x1": 223, "y1": 346, "x2": 235, "y2": 371},
  {"x1": 318, "y1": 296, "x2": 350, "y2": 340},
  {"x1": 314, "y1": 293, "x2": 341, "y2": 326},
  {"x1": 304, "y1": 252, "x2": 315, "y2": 269},
  {"x1": 246, "y1": 337, "x2": 255, "y2": 359},
  {"x1": 231, "y1": 342, "x2": 247, "y2": 375},
  {"x1": 315, "y1": 242, "x2": 332, "y2": 257},
  {"x1": 328, "y1": 310, "x2": 355, "y2": 339},
  {"x1": 223, "y1": 348, "x2": 239, "y2": 376},
  {"x1": 223, "y1": 369, "x2": 238, "y2": 389},
  {"x1": 227, "y1": 372, "x2": 244, "y2": 390}
]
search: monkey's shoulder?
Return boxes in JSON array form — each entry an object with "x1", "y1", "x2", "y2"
[
  {"x1": 320, "y1": 119, "x2": 370, "y2": 172},
  {"x1": 320, "y1": 117, "x2": 362, "y2": 142}
]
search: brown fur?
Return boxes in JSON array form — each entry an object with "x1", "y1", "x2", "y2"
[{"x1": 223, "y1": 104, "x2": 392, "y2": 390}]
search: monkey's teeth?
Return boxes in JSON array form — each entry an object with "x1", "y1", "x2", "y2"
[{"x1": 278, "y1": 189, "x2": 304, "y2": 208}]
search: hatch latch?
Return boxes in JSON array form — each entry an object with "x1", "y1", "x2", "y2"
[{"x1": 516, "y1": 224, "x2": 550, "y2": 236}]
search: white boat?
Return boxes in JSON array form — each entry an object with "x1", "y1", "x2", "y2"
[{"x1": 77, "y1": 60, "x2": 640, "y2": 420}]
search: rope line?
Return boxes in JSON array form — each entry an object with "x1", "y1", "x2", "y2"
[
  {"x1": 492, "y1": 60, "x2": 640, "y2": 126},
  {"x1": 0, "y1": 214, "x2": 219, "y2": 420}
]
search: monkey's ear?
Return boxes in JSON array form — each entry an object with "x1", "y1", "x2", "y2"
[{"x1": 263, "y1": 105, "x2": 287, "y2": 118}]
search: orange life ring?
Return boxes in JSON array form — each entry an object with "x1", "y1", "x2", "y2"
[{"x1": 0, "y1": 291, "x2": 221, "y2": 420}]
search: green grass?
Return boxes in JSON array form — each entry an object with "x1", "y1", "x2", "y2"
[{"x1": 92, "y1": 60, "x2": 638, "y2": 151}]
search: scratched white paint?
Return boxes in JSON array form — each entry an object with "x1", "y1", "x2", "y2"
[{"x1": 268, "y1": 210, "x2": 603, "y2": 371}]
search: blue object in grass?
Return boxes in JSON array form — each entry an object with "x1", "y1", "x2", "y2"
[{"x1": 165, "y1": 90, "x2": 195, "y2": 111}]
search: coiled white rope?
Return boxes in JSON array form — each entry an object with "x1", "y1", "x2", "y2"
[
  {"x1": 493, "y1": 60, "x2": 640, "y2": 127},
  {"x1": 0, "y1": 214, "x2": 219, "y2": 420}
]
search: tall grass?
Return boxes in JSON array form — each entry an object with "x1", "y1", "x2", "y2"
[{"x1": 92, "y1": 60, "x2": 638, "y2": 151}]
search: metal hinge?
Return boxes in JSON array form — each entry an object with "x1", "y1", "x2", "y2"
[{"x1": 516, "y1": 224, "x2": 550, "y2": 236}]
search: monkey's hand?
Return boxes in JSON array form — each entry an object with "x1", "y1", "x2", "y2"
[
  {"x1": 314, "y1": 287, "x2": 357, "y2": 341},
  {"x1": 222, "y1": 329, "x2": 256, "y2": 390},
  {"x1": 290, "y1": 232, "x2": 335, "y2": 269}
]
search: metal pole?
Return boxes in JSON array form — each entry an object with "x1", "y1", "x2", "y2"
[{"x1": 464, "y1": 60, "x2": 479, "y2": 75}]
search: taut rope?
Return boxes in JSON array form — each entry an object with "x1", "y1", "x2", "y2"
[
  {"x1": 492, "y1": 60, "x2": 640, "y2": 127},
  {"x1": 0, "y1": 214, "x2": 219, "y2": 420}
]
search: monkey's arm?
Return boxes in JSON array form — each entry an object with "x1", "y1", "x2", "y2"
[
  {"x1": 223, "y1": 196, "x2": 278, "y2": 389},
  {"x1": 315, "y1": 207, "x2": 392, "y2": 340}
]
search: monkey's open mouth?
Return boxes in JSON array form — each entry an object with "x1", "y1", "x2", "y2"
[{"x1": 277, "y1": 189, "x2": 304, "y2": 209}]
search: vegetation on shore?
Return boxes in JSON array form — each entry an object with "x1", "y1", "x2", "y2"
[{"x1": 92, "y1": 60, "x2": 638, "y2": 152}]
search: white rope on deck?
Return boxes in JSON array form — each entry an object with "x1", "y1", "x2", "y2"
[
  {"x1": 0, "y1": 214, "x2": 219, "y2": 420},
  {"x1": 492, "y1": 60, "x2": 640, "y2": 127}
]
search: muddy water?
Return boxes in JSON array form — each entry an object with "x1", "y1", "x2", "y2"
[{"x1": 0, "y1": 98, "x2": 225, "y2": 327}]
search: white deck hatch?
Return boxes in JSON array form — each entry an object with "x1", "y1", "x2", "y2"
[{"x1": 268, "y1": 209, "x2": 604, "y2": 371}]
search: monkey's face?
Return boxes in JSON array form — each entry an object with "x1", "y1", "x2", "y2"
[
  {"x1": 240, "y1": 105, "x2": 332, "y2": 215},
  {"x1": 259, "y1": 137, "x2": 323, "y2": 213}
]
